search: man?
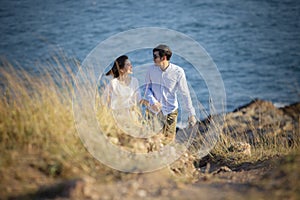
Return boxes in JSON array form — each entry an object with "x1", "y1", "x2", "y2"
[{"x1": 145, "y1": 44, "x2": 197, "y2": 143}]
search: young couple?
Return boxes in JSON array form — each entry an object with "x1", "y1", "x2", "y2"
[{"x1": 102, "y1": 44, "x2": 197, "y2": 143}]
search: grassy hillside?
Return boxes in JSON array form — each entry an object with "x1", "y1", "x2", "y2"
[{"x1": 0, "y1": 58, "x2": 299, "y2": 199}]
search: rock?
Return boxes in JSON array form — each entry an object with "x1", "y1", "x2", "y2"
[
  {"x1": 222, "y1": 99, "x2": 299, "y2": 147},
  {"x1": 32, "y1": 176, "x2": 102, "y2": 199},
  {"x1": 233, "y1": 99, "x2": 276, "y2": 113},
  {"x1": 169, "y1": 150, "x2": 198, "y2": 181},
  {"x1": 212, "y1": 166, "x2": 232, "y2": 174},
  {"x1": 228, "y1": 142, "x2": 251, "y2": 156},
  {"x1": 36, "y1": 178, "x2": 85, "y2": 199},
  {"x1": 109, "y1": 136, "x2": 119, "y2": 145},
  {"x1": 137, "y1": 189, "x2": 147, "y2": 197},
  {"x1": 280, "y1": 102, "x2": 300, "y2": 121}
]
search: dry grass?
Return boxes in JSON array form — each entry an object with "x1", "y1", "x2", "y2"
[
  {"x1": 0, "y1": 57, "x2": 126, "y2": 197},
  {"x1": 0, "y1": 56, "x2": 299, "y2": 198}
]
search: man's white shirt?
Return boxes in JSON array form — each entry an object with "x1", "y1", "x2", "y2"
[{"x1": 145, "y1": 63, "x2": 196, "y2": 117}]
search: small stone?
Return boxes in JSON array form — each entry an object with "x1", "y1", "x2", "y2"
[
  {"x1": 109, "y1": 137, "x2": 119, "y2": 144},
  {"x1": 137, "y1": 189, "x2": 147, "y2": 197},
  {"x1": 213, "y1": 166, "x2": 232, "y2": 174},
  {"x1": 228, "y1": 142, "x2": 251, "y2": 156}
]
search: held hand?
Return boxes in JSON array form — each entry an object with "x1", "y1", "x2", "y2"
[
  {"x1": 188, "y1": 115, "x2": 197, "y2": 127},
  {"x1": 139, "y1": 99, "x2": 150, "y2": 107},
  {"x1": 150, "y1": 102, "x2": 162, "y2": 113}
]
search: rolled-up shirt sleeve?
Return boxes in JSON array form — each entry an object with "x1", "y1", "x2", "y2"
[{"x1": 177, "y1": 70, "x2": 196, "y2": 117}]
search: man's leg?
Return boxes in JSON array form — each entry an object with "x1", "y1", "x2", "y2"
[{"x1": 162, "y1": 110, "x2": 178, "y2": 143}]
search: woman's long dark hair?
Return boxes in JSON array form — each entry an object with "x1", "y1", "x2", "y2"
[{"x1": 105, "y1": 55, "x2": 128, "y2": 78}]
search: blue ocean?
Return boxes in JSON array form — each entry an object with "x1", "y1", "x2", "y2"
[{"x1": 1, "y1": 0, "x2": 299, "y2": 113}]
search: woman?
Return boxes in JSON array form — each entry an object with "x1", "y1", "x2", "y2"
[
  {"x1": 103, "y1": 55, "x2": 140, "y2": 109},
  {"x1": 102, "y1": 55, "x2": 142, "y2": 134}
]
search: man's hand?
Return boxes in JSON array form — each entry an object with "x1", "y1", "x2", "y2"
[
  {"x1": 188, "y1": 115, "x2": 197, "y2": 127},
  {"x1": 150, "y1": 102, "x2": 162, "y2": 113}
]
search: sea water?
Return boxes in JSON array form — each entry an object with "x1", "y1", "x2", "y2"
[{"x1": 0, "y1": 0, "x2": 299, "y2": 115}]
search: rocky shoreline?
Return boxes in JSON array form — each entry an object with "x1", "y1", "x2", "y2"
[
  {"x1": 193, "y1": 98, "x2": 300, "y2": 147},
  {"x1": 222, "y1": 98, "x2": 299, "y2": 146}
]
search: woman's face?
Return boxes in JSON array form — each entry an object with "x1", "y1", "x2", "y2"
[{"x1": 122, "y1": 59, "x2": 133, "y2": 75}]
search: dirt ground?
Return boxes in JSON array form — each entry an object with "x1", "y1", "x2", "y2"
[
  {"x1": 6, "y1": 153, "x2": 299, "y2": 200},
  {"x1": 85, "y1": 157, "x2": 297, "y2": 200}
]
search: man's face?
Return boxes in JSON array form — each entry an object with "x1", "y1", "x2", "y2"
[{"x1": 153, "y1": 51, "x2": 162, "y2": 67}]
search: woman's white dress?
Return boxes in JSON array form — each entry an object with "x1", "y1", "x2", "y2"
[{"x1": 102, "y1": 77, "x2": 142, "y2": 135}]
